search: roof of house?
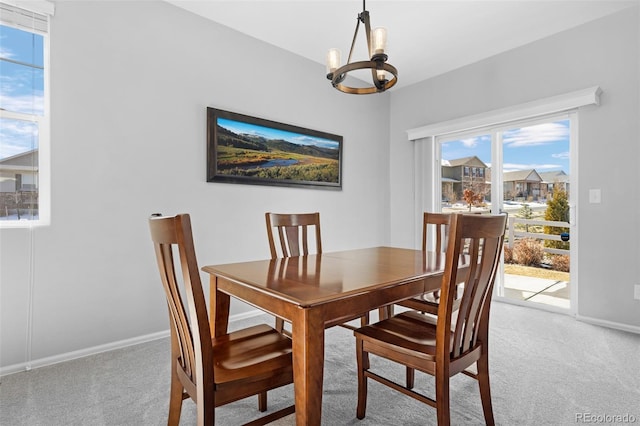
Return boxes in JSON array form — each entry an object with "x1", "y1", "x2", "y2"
[
  {"x1": 0, "y1": 149, "x2": 38, "y2": 168},
  {"x1": 539, "y1": 170, "x2": 569, "y2": 183},
  {"x1": 503, "y1": 169, "x2": 542, "y2": 182},
  {"x1": 446, "y1": 156, "x2": 488, "y2": 168}
]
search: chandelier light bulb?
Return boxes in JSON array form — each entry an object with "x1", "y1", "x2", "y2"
[
  {"x1": 371, "y1": 27, "x2": 387, "y2": 56},
  {"x1": 326, "y1": 48, "x2": 341, "y2": 74}
]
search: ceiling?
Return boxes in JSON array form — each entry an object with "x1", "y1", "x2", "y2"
[{"x1": 165, "y1": 0, "x2": 637, "y2": 90}]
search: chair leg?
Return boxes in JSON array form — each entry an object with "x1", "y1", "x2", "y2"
[
  {"x1": 360, "y1": 312, "x2": 370, "y2": 327},
  {"x1": 405, "y1": 367, "x2": 415, "y2": 389},
  {"x1": 435, "y1": 372, "x2": 450, "y2": 426},
  {"x1": 355, "y1": 339, "x2": 368, "y2": 419},
  {"x1": 382, "y1": 305, "x2": 394, "y2": 320},
  {"x1": 258, "y1": 391, "x2": 267, "y2": 412},
  {"x1": 196, "y1": 379, "x2": 215, "y2": 425},
  {"x1": 477, "y1": 354, "x2": 495, "y2": 425},
  {"x1": 167, "y1": 363, "x2": 184, "y2": 426},
  {"x1": 274, "y1": 317, "x2": 285, "y2": 334},
  {"x1": 377, "y1": 307, "x2": 387, "y2": 321}
]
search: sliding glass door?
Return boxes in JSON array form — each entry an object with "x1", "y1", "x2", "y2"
[{"x1": 435, "y1": 113, "x2": 575, "y2": 312}]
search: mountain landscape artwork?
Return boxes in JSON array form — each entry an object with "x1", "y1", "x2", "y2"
[{"x1": 207, "y1": 108, "x2": 342, "y2": 189}]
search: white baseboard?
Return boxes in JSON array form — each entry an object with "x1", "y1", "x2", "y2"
[
  {"x1": 0, "y1": 310, "x2": 266, "y2": 377},
  {"x1": 0, "y1": 330, "x2": 170, "y2": 377},
  {"x1": 575, "y1": 314, "x2": 640, "y2": 335}
]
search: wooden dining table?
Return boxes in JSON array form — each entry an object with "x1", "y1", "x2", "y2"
[{"x1": 202, "y1": 246, "x2": 455, "y2": 425}]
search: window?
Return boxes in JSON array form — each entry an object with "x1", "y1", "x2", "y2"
[
  {"x1": 436, "y1": 115, "x2": 574, "y2": 312},
  {"x1": 0, "y1": 1, "x2": 52, "y2": 225},
  {"x1": 408, "y1": 85, "x2": 600, "y2": 315}
]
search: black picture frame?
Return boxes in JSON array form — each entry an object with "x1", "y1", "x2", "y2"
[{"x1": 207, "y1": 108, "x2": 342, "y2": 190}]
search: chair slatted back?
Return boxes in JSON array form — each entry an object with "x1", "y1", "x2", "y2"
[
  {"x1": 422, "y1": 212, "x2": 451, "y2": 252},
  {"x1": 149, "y1": 214, "x2": 212, "y2": 385},
  {"x1": 438, "y1": 213, "x2": 506, "y2": 359},
  {"x1": 265, "y1": 212, "x2": 322, "y2": 258}
]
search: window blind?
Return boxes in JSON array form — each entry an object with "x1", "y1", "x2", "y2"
[{"x1": 0, "y1": 1, "x2": 53, "y2": 34}]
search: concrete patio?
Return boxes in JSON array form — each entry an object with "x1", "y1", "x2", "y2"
[{"x1": 503, "y1": 274, "x2": 570, "y2": 309}]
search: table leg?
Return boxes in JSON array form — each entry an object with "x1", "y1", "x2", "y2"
[
  {"x1": 291, "y1": 306, "x2": 324, "y2": 426},
  {"x1": 209, "y1": 276, "x2": 230, "y2": 337}
]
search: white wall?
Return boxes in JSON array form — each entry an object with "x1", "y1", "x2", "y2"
[
  {"x1": 389, "y1": 6, "x2": 640, "y2": 328},
  {"x1": 0, "y1": 1, "x2": 391, "y2": 371}
]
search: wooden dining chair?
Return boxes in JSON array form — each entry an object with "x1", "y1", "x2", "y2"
[
  {"x1": 395, "y1": 212, "x2": 452, "y2": 316},
  {"x1": 392, "y1": 211, "x2": 485, "y2": 318},
  {"x1": 149, "y1": 213, "x2": 294, "y2": 426},
  {"x1": 265, "y1": 212, "x2": 370, "y2": 333},
  {"x1": 265, "y1": 212, "x2": 322, "y2": 258},
  {"x1": 353, "y1": 213, "x2": 507, "y2": 426},
  {"x1": 390, "y1": 212, "x2": 455, "y2": 389}
]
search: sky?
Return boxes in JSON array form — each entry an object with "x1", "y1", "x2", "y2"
[
  {"x1": 441, "y1": 119, "x2": 570, "y2": 174},
  {"x1": 0, "y1": 24, "x2": 44, "y2": 160},
  {"x1": 218, "y1": 118, "x2": 340, "y2": 150}
]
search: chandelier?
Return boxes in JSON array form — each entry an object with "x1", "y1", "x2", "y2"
[{"x1": 326, "y1": 0, "x2": 398, "y2": 94}]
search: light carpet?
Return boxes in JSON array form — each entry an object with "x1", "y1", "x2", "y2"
[{"x1": 1, "y1": 302, "x2": 639, "y2": 425}]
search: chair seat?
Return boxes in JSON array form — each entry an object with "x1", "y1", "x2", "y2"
[
  {"x1": 401, "y1": 291, "x2": 440, "y2": 309},
  {"x1": 397, "y1": 286, "x2": 462, "y2": 315},
  {"x1": 355, "y1": 311, "x2": 452, "y2": 361},
  {"x1": 412, "y1": 292, "x2": 439, "y2": 304},
  {"x1": 213, "y1": 324, "x2": 293, "y2": 384}
]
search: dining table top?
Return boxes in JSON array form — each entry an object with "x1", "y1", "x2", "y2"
[{"x1": 201, "y1": 246, "x2": 450, "y2": 307}]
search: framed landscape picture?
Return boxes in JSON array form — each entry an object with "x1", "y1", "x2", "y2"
[{"x1": 207, "y1": 108, "x2": 342, "y2": 189}]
